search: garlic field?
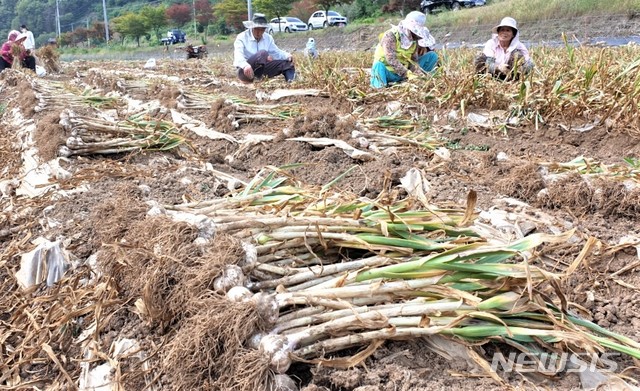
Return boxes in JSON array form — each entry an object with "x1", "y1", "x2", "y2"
[{"x1": 1, "y1": 46, "x2": 640, "y2": 391}]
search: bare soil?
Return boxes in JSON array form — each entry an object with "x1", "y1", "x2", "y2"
[{"x1": 2, "y1": 19, "x2": 640, "y2": 391}]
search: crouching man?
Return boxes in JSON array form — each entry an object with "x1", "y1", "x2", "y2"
[{"x1": 233, "y1": 13, "x2": 295, "y2": 83}]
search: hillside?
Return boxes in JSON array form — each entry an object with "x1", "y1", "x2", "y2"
[
  {"x1": 79, "y1": 12, "x2": 640, "y2": 63},
  {"x1": 4, "y1": 0, "x2": 639, "y2": 52}
]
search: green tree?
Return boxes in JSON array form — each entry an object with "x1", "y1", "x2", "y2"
[
  {"x1": 352, "y1": 0, "x2": 386, "y2": 18},
  {"x1": 253, "y1": 0, "x2": 295, "y2": 32},
  {"x1": 209, "y1": 17, "x2": 232, "y2": 35},
  {"x1": 213, "y1": 0, "x2": 246, "y2": 32},
  {"x1": 58, "y1": 31, "x2": 73, "y2": 47},
  {"x1": 112, "y1": 12, "x2": 149, "y2": 46},
  {"x1": 0, "y1": 0, "x2": 20, "y2": 32},
  {"x1": 14, "y1": 0, "x2": 50, "y2": 36},
  {"x1": 140, "y1": 5, "x2": 167, "y2": 39},
  {"x1": 59, "y1": 11, "x2": 75, "y2": 31}
]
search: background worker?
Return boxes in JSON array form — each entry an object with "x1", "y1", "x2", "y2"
[
  {"x1": 233, "y1": 13, "x2": 295, "y2": 83},
  {"x1": 475, "y1": 17, "x2": 535, "y2": 80},
  {"x1": 370, "y1": 11, "x2": 438, "y2": 88}
]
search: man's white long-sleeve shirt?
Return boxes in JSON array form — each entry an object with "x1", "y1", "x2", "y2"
[
  {"x1": 22, "y1": 30, "x2": 35, "y2": 51},
  {"x1": 233, "y1": 29, "x2": 290, "y2": 69}
]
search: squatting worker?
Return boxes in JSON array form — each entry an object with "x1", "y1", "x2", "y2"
[
  {"x1": 0, "y1": 30, "x2": 36, "y2": 72},
  {"x1": 370, "y1": 11, "x2": 438, "y2": 88},
  {"x1": 475, "y1": 17, "x2": 534, "y2": 80},
  {"x1": 233, "y1": 13, "x2": 295, "y2": 83}
]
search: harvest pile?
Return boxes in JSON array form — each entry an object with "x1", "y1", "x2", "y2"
[{"x1": 1, "y1": 43, "x2": 640, "y2": 391}]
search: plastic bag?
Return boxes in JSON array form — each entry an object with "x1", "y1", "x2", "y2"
[
  {"x1": 144, "y1": 58, "x2": 157, "y2": 69},
  {"x1": 35, "y1": 65, "x2": 47, "y2": 77},
  {"x1": 15, "y1": 238, "x2": 70, "y2": 289}
]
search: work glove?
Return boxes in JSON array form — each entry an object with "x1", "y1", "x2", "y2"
[{"x1": 496, "y1": 63, "x2": 509, "y2": 74}]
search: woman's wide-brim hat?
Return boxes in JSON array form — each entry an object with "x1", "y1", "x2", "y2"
[
  {"x1": 7, "y1": 30, "x2": 20, "y2": 41},
  {"x1": 243, "y1": 13, "x2": 270, "y2": 29},
  {"x1": 492, "y1": 17, "x2": 518, "y2": 35},
  {"x1": 16, "y1": 33, "x2": 28, "y2": 42},
  {"x1": 403, "y1": 11, "x2": 435, "y2": 48}
]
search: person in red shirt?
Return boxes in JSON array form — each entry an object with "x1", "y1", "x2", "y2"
[{"x1": 1, "y1": 30, "x2": 36, "y2": 72}]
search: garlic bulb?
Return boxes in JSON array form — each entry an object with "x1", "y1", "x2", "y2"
[
  {"x1": 268, "y1": 374, "x2": 298, "y2": 391},
  {"x1": 246, "y1": 332, "x2": 265, "y2": 350},
  {"x1": 58, "y1": 146, "x2": 73, "y2": 157},
  {"x1": 270, "y1": 349, "x2": 292, "y2": 374},
  {"x1": 213, "y1": 265, "x2": 246, "y2": 293},
  {"x1": 240, "y1": 241, "x2": 257, "y2": 268},
  {"x1": 251, "y1": 292, "x2": 279, "y2": 325},
  {"x1": 259, "y1": 334, "x2": 291, "y2": 374},
  {"x1": 226, "y1": 286, "x2": 252, "y2": 302}
]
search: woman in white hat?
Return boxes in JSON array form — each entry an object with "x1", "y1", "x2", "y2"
[
  {"x1": 475, "y1": 16, "x2": 534, "y2": 80},
  {"x1": 0, "y1": 30, "x2": 36, "y2": 72},
  {"x1": 370, "y1": 11, "x2": 438, "y2": 88},
  {"x1": 233, "y1": 13, "x2": 295, "y2": 83}
]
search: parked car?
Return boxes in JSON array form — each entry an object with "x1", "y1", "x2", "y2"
[
  {"x1": 268, "y1": 17, "x2": 308, "y2": 34},
  {"x1": 307, "y1": 10, "x2": 348, "y2": 30},
  {"x1": 420, "y1": 0, "x2": 485, "y2": 14},
  {"x1": 160, "y1": 29, "x2": 186, "y2": 45}
]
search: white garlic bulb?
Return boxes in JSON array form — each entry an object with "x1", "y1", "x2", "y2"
[
  {"x1": 259, "y1": 334, "x2": 291, "y2": 374},
  {"x1": 226, "y1": 286, "x2": 252, "y2": 302},
  {"x1": 213, "y1": 265, "x2": 246, "y2": 293}
]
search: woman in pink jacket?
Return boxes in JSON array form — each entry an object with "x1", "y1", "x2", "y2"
[
  {"x1": 1, "y1": 30, "x2": 36, "y2": 72},
  {"x1": 475, "y1": 17, "x2": 534, "y2": 80}
]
